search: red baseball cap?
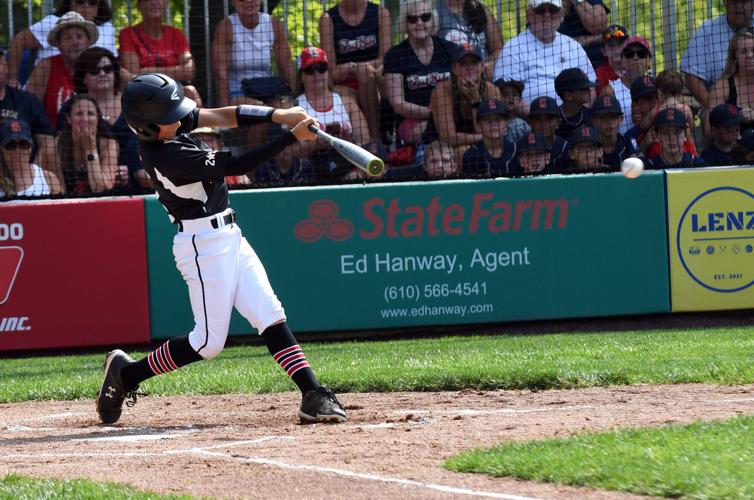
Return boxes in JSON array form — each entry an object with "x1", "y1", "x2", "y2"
[
  {"x1": 299, "y1": 47, "x2": 328, "y2": 70},
  {"x1": 621, "y1": 35, "x2": 652, "y2": 55}
]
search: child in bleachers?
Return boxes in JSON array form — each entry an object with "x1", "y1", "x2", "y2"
[
  {"x1": 645, "y1": 108, "x2": 700, "y2": 168},
  {"x1": 423, "y1": 140, "x2": 458, "y2": 179},
  {"x1": 595, "y1": 24, "x2": 627, "y2": 96},
  {"x1": 700, "y1": 104, "x2": 743, "y2": 166},
  {"x1": 565, "y1": 125, "x2": 609, "y2": 172},
  {"x1": 515, "y1": 131, "x2": 550, "y2": 175},
  {"x1": 590, "y1": 94, "x2": 639, "y2": 169},
  {"x1": 493, "y1": 79, "x2": 531, "y2": 143},
  {"x1": 461, "y1": 98, "x2": 519, "y2": 178},
  {"x1": 554, "y1": 68, "x2": 594, "y2": 140},
  {"x1": 528, "y1": 96, "x2": 568, "y2": 171}
]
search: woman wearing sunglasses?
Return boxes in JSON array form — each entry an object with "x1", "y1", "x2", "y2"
[
  {"x1": 5, "y1": 0, "x2": 116, "y2": 89},
  {"x1": 383, "y1": 0, "x2": 456, "y2": 149},
  {"x1": 70, "y1": 47, "x2": 148, "y2": 192},
  {"x1": 435, "y1": 0, "x2": 503, "y2": 79},
  {"x1": 56, "y1": 93, "x2": 118, "y2": 194},
  {"x1": 0, "y1": 119, "x2": 62, "y2": 198}
]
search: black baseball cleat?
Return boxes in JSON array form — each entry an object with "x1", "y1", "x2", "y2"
[
  {"x1": 96, "y1": 349, "x2": 139, "y2": 424},
  {"x1": 299, "y1": 386, "x2": 348, "y2": 423}
]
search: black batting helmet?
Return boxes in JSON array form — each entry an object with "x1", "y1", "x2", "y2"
[{"x1": 122, "y1": 73, "x2": 196, "y2": 140}]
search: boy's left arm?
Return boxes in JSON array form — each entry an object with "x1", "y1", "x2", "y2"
[{"x1": 197, "y1": 106, "x2": 311, "y2": 130}]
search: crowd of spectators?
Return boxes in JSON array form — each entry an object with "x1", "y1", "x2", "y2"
[{"x1": 2, "y1": 0, "x2": 754, "y2": 200}]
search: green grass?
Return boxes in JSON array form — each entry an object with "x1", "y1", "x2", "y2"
[
  {"x1": 0, "y1": 327, "x2": 752, "y2": 403},
  {"x1": 0, "y1": 473, "x2": 196, "y2": 500},
  {"x1": 446, "y1": 415, "x2": 754, "y2": 499}
]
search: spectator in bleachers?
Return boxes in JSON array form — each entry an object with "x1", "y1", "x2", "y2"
[
  {"x1": 564, "y1": 125, "x2": 609, "y2": 171},
  {"x1": 383, "y1": 0, "x2": 455, "y2": 151},
  {"x1": 119, "y1": 0, "x2": 202, "y2": 106},
  {"x1": 493, "y1": 79, "x2": 532, "y2": 142},
  {"x1": 493, "y1": 0, "x2": 595, "y2": 105},
  {"x1": 319, "y1": 0, "x2": 392, "y2": 140},
  {"x1": 610, "y1": 35, "x2": 652, "y2": 135},
  {"x1": 429, "y1": 44, "x2": 500, "y2": 162},
  {"x1": 708, "y1": 28, "x2": 754, "y2": 133},
  {"x1": 68, "y1": 47, "x2": 148, "y2": 191},
  {"x1": 528, "y1": 95, "x2": 568, "y2": 170},
  {"x1": 0, "y1": 119, "x2": 62, "y2": 197},
  {"x1": 554, "y1": 68, "x2": 594, "y2": 139},
  {"x1": 6, "y1": 0, "x2": 116, "y2": 89},
  {"x1": 56, "y1": 93, "x2": 117, "y2": 193},
  {"x1": 681, "y1": 0, "x2": 754, "y2": 112},
  {"x1": 26, "y1": 12, "x2": 96, "y2": 129},
  {"x1": 423, "y1": 140, "x2": 458, "y2": 178},
  {"x1": 516, "y1": 131, "x2": 551, "y2": 174},
  {"x1": 557, "y1": 0, "x2": 609, "y2": 69},
  {"x1": 700, "y1": 104, "x2": 744, "y2": 165},
  {"x1": 284, "y1": 47, "x2": 374, "y2": 181},
  {"x1": 624, "y1": 76, "x2": 658, "y2": 153},
  {"x1": 212, "y1": 0, "x2": 293, "y2": 108},
  {"x1": 595, "y1": 24, "x2": 627, "y2": 95},
  {"x1": 731, "y1": 127, "x2": 754, "y2": 163},
  {"x1": 0, "y1": 48, "x2": 59, "y2": 187},
  {"x1": 651, "y1": 70, "x2": 697, "y2": 152},
  {"x1": 590, "y1": 94, "x2": 639, "y2": 169},
  {"x1": 435, "y1": 0, "x2": 504, "y2": 78},
  {"x1": 645, "y1": 108, "x2": 700, "y2": 168},
  {"x1": 563, "y1": 125, "x2": 609, "y2": 174},
  {"x1": 461, "y1": 98, "x2": 519, "y2": 178}
]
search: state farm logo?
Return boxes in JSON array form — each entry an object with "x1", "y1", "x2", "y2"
[
  {"x1": 0, "y1": 246, "x2": 23, "y2": 305},
  {"x1": 294, "y1": 200, "x2": 354, "y2": 243}
]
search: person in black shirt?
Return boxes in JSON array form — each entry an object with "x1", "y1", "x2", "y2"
[
  {"x1": 554, "y1": 68, "x2": 594, "y2": 139},
  {"x1": 590, "y1": 93, "x2": 639, "y2": 169},
  {"x1": 701, "y1": 103, "x2": 744, "y2": 166},
  {"x1": 95, "y1": 73, "x2": 347, "y2": 426},
  {"x1": 461, "y1": 98, "x2": 519, "y2": 178}
]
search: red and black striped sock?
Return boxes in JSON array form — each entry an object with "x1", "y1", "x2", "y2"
[
  {"x1": 262, "y1": 322, "x2": 319, "y2": 394},
  {"x1": 121, "y1": 336, "x2": 203, "y2": 390}
]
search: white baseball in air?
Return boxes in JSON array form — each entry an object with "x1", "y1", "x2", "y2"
[{"x1": 621, "y1": 157, "x2": 644, "y2": 179}]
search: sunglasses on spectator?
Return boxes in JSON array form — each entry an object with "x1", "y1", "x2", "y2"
[
  {"x1": 303, "y1": 64, "x2": 328, "y2": 75},
  {"x1": 74, "y1": 0, "x2": 99, "y2": 6},
  {"x1": 407, "y1": 13, "x2": 432, "y2": 24},
  {"x1": 623, "y1": 49, "x2": 649, "y2": 59},
  {"x1": 534, "y1": 4, "x2": 561, "y2": 15},
  {"x1": 3, "y1": 141, "x2": 32, "y2": 151},
  {"x1": 88, "y1": 64, "x2": 115, "y2": 76}
]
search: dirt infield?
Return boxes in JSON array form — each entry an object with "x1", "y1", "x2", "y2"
[{"x1": 1, "y1": 384, "x2": 752, "y2": 500}]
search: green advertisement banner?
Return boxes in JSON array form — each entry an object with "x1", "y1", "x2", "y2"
[{"x1": 145, "y1": 173, "x2": 670, "y2": 340}]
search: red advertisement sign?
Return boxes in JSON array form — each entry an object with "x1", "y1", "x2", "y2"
[{"x1": 0, "y1": 198, "x2": 150, "y2": 351}]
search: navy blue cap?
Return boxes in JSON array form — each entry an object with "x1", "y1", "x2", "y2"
[
  {"x1": 554, "y1": 68, "x2": 595, "y2": 96},
  {"x1": 517, "y1": 131, "x2": 549, "y2": 153},
  {"x1": 477, "y1": 98, "x2": 508, "y2": 118},
  {"x1": 529, "y1": 96, "x2": 560, "y2": 117},
  {"x1": 709, "y1": 103, "x2": 744, "y2": 128},
  {"x1": 452, "y1": 42, "x2": 483, "y2": 63},
  {"x1": 569, "y1": 125, "x2": 602, "y2": 146},
  {"x1": 738, "y1": 128, "x2": 754, "y2": 150},
  {"x1": 494, "y1": 78, "x2": 525, "y2": 94},
  {"x1": 653, "y1": 107, "x2": 687, "y2": 129},
  {"x1": 630, "y1": 75, "x2": 658, "y2": 100},
  {"x1": 0, "y1": 119, "x2": 32, "y2": 145},
  {"x1": 591, "y1": 94, "x2": 623, "y2": 115}
]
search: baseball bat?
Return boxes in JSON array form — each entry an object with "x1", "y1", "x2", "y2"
[{"x1": 308, "y1": 124, "x2": 385, "y2": 176}]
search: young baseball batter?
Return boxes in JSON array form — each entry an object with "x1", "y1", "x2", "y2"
[{"x1": 96, "y1": 73, "x2": 347, "y2": 425}]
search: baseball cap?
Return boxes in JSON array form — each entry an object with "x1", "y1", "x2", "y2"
[
  {"x1": 494, "y1": 78, "x2": 525, "y2": 95},
  {"x1": 591, "y1": 94, "x2": 623, "y2": 116},
  {"x1": 569, "y1": 125, "x2": 602, "y2": 146},
  {"x1": 653, "y1": 107, "x2": 687, "y2": 129},
  {"x1": 0, "y1": 119, "x2": 33, "y2": 146},
  {"x1": 477, "y1": 98, "x2": 508, "y2": 119},
  {"x1": 529, "y1": 96, "x2": 560, "y2": 117},
  {"x1": 738, "y1": 128, "x2": 754, "y2": 150},
  {"x1": 554, "y1": 68, "x2": 595, "y2": 96},
  {"x1": 602, "y1": 24, "x2": 628, "y2": 44},
  {"x1": 517, "y1": 131, "x2": 549, "y2": 153},
  {"x1": 529, "y1": 0, "x2": 562, "y2": 8},
  {"x1": 452, "y1": 42, "x2": 483, "y2": 63},
  {"x1": 630, "y1": 75, "x2": 658, "y2": 100},
  {"x1": 709, "y1": 103, "x2": 745, "y2": 128},
  {"x1": 621, "y1": 35, "x2": 652, "y2": 55},
  {"x1": 299, "y1": 47, "x2": 328, "y2": 70}
]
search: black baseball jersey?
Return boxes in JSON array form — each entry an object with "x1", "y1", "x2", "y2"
[{"x1": 139, "y1": 133, "x2": 232, "y2": 222}]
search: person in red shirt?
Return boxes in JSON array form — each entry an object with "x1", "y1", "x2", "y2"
[
  {"x1": 595, "y1": 24, "x2": 626, "y2": 96},
  {"x1": 119, "y1": 0, "x2": 202, "y2": 105},
  {"x1": 26, "y1": 12, "x2": 97, "y2": 128}
]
